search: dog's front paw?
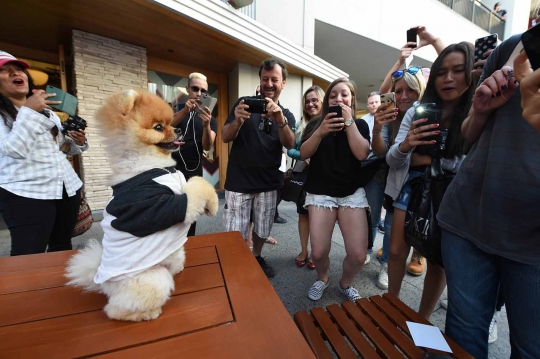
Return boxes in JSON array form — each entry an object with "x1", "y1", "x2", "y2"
[{"x1": 183, "y1": 176, "x2": 219, "y2": 222}]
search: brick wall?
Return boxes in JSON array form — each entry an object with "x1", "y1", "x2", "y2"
[{"x1": 72, "y1": 30, "x2": 147, "y2": 210}]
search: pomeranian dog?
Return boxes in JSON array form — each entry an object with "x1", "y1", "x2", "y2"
[{"x1": 66, "y1": 90, "x2": 218, "y2": 322}]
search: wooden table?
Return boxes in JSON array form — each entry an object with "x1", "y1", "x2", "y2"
[{"x1": 0, "y1": 232, "x2": 315, "y2": 358}]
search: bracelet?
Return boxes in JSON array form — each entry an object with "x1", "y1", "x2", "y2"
[
  {"x1": 277, "y1": 119, "x2": 288, "y2": 128},
  {"x1": 373, "y1": 132, "x2": 381, "y2": 136}
]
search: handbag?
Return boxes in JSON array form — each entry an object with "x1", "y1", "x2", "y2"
[
  {"x1": 72, "y1": 191, "x2": 94, "y2": 237},
  {"x1": 282, "y1": 160, "x2": 308, "y2": 203},
  {"x1": 404, "y1": 158, "x2": 454, "y2": 267}
]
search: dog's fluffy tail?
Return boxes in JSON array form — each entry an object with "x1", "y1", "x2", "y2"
[{"x1": 65, "y1": 239, "x2": 103, "y2": 292}]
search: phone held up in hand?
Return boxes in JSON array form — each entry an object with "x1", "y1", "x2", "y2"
[
  {"x1": 406, "y1": 28, "x2": 418, "y2": 48},
  {"x1": 380, "y1": 93, "x2": 396, "y2": 111},
  {"x1": 244, "y1": 98, "x2": 268, "y2": 114},
  {"x1": 474, "y1": 33, "x2": 498, "y2": 69},
  {"x1": 196, "y1": 93, "x2": 217, "y2": 114},
  {"x1": 328, "y1": 105, "x2": 342, "y2": 119},
  {"x1": 522, "y1": 25, "x2": 540, "y2": 71}
]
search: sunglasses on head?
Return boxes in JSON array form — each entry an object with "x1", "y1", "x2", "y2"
[
  {"x1": 190, "y1": 85, "x2": 207, "y2": 94},
  {"x1": 392, "y1": 66, "x2": 422, "y2": 81}
]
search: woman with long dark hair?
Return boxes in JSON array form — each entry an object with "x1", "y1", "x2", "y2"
[
  {"x1": 287, "y1": 85, "x2": 325, "y2": 269},
  {"x1": 0, "y1": 51, "x2": 88, "y2": 256},
  {"x1": 300, "y1": 78, "x2": 370, "y2": 302},
  {"x1": 386, "y1": 42, "x2": 475, "y2": 319}
]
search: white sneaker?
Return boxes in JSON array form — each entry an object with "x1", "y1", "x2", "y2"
[
  {"x1": 440, "y1": 299, "x2": 448, "y2": 310},
  {"x1": 377, "y1": 263, "x2": 389, "y2": 289},
  {"x1": 338, "y1": 285, "x2": 361, "y2": 302},
  {"x1": 364, "y1": 254, "x2": 371, "y2": 265},
  {"x1": 308, "y1": 280, "x2": 329, "y2": 301},
  {"x1": 488, "y1": 314, "x2": 498, "y2": 344}
]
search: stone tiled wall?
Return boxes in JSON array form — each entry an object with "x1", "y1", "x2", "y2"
[{"x1": 72, "y1": 30, "x2": 147, "y2": 210}]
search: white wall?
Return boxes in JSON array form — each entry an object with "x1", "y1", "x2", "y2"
[
  {"x1": 255, "y1": 0, "x2": 305, "y2": 48},
  {"x1": 312, "y1": 0, "x2": 493, "y2": 63}
]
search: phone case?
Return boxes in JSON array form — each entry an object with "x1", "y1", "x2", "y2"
[
  {"x1": 197, "y1": 93, "x2": 217, "y2": 114},
  {"x1": 407, "y1": 28, "x2": 417, "y2": 47},
  {"x1": 244, "y1": 98, "x2": 268, "y2": 114},
  {"x1": 474, "y1": 34, "x2": 498, "y2": 68},
  {"x1": 328, "y1": 105, "x2": 342, "y2": 118},
  {"x1": 522, "y1": 25, "x2": 540, "y2": 71},
  {"x1": 380, "y1": 93, "x2": 396, "y2": 111},
  {"x1": 45, "y1": 85, "x2": 78, "y2": 116}
]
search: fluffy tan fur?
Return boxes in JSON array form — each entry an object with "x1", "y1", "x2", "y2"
[{"x1": 65, "y1": 90, "x2": 218, "y2": 322}]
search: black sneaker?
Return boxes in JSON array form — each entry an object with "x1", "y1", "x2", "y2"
[
  {"x1": 255, "y1": 256, "x2": 275, "y2": 278},
  {"x1": 274, "y1": 216, "x2": 287, "y2": 224},
  {"x1": 377, "y1": 220, "x2": 385, "y2": 234}
]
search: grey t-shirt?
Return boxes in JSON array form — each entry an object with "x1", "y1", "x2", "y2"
[{"x1": 437, "y1": 34, "x2": 540, "y2": 265}]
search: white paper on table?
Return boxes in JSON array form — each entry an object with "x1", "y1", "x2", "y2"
[
  {"x1": 406, "y1": 321, "x2": 452, "y2": 353},
  {"x1": 405, "y1": 53, "x2": 414, "y2": 68}
]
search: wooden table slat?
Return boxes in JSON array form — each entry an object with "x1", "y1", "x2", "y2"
[
  {"x1": 341, "y1": 301, "x2": 405, "y2": 359},
  {"x1": 0, "y1": 250, "x2": 73, "y2": 273},
  {"x1": 294, "y1": 311, "x2": 334, "y2": 359},
  {"x1": 311, "y1": 307, "x2": 357, "y2": 359},
  {"x1": 326, "y1": 304, "x2": 381, "y2": 359},
  {"x1": 0, "y1": 287, "x2": 233, "y2": 359},
  {"x1": 383, "y1": 294, "x2": 474, "y2": 359},
  {"x1": 370, "y1": 295, "x2": 412, "y2": 335},
  {"x1": 0, "y1": 246, "x2": 219, "y2": 295},
  {"x1": 0, "y1": 263, "x2": 224, "y2": 327},
  {"x1": 357, "y1": 298, "x2": 424, "y2": 359}
]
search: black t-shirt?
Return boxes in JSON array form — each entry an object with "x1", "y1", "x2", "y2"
[
  {"x1": 302, "y1": 119, "x2": 371, "y2": 197},
  {"x1": 172, "y1": 103, "x2": 218, "y2": 173},
  {"x1": 224, "y1": 96, "x2": 296, "y2": 193}
]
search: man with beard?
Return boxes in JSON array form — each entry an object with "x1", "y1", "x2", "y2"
[{"x1": 222, "y1": 58, "x2": 295, "y2": 278}]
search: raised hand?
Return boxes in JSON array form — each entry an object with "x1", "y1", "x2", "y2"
[
  {"x1": 473, "y1": 66, "x2": 519, "y2": 116},
  {"x1": 398, "y1": 118, "x2": 440, "y2": 153}
]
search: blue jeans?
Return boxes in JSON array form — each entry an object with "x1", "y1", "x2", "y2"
[
  {"x1": 365, "y1": 178, "x2": 390, "y2": 263},
  {"x1": 442, "y1": 229, "x2": 540, "y2": 359}
]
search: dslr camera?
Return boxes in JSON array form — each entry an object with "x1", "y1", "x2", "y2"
[{"x1": 62, "y1": 115, "x2": 87, "y2": 135}]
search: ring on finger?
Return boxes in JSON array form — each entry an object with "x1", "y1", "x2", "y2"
[{"x1": 413, "y1": 128, "x2": 418, "y2": 135}]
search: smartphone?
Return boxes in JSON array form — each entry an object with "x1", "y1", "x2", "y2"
[
  {"x1": 522, "y1": 25, "x2": 540, "y2": 71},
  {"x1": 380, "y1": 93, "x2": 396, "y2": 111},
  {"x1": 415, "y1": 103, "x2": 441, "y2": 142},
  {"x1": 406, "y1": 28, "x2": 418, "y2": 48},
  {"x1": 244, "y1": 98, "x2": 268, "y2": 114},
  {"x1": 474, "y1": 34, "x2": 498, "y2": 69},
  {"x1": 196, "y1": 93, "x2": 217, "y2": 114},
  {"x1": 328, "y1": 105, "x2": 342, "y2": 118},
  {"x1": 45, "y1": 85, "x2": 78, "y2": 116}
]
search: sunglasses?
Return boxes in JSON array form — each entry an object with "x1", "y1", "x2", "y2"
[
  {"x1": 259, "y1": 118, "x2": 273, "y2": 134},
  {"x1": 190, "y1": 85, "x2": 207, "y2": 94},
  {"x1": 304, "y1": 98, "x2": 319, "y2": 106},
  {"x1": 392, "y1": 66, "x2": 422, "y2": 81}
]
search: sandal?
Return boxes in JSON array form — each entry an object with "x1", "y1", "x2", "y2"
[
  {"x1": 307, "y1": 259, "x2": 315, "y2": 270},
  {"x1": 265, "y1": 236, "x2": 278, "y2": 245},
  {"x1": 295, "y1": 254, "x2": 308, "y2": 267}
]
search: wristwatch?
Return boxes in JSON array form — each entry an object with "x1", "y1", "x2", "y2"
[
  {"x1": 344, "y1": 118, "x2": 354, "y2": 127},
  {"x1": 277, "y1": 118, "x2": 288, "y2": 128}
]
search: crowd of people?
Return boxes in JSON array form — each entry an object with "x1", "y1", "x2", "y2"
[{"x1": 1, "y1": 20, "x2": 540, "y2": 358}]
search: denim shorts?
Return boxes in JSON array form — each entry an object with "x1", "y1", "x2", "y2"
[
  {"x1": 305, "y1": 187, "x2": 369, "y2": 210},
  {"x1": 393, "y1": 170, "x2": 424, "y2": 211}
]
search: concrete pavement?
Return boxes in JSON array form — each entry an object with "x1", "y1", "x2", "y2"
[{"x1": 0, "y1": 199, "x2": 510, "y2": 358}]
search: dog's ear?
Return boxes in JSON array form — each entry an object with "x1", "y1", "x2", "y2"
[{"x1": 119, "y1": 90, "x2": 140, "y2": 116}]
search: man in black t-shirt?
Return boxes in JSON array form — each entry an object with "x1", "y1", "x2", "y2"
[
  {"x1": 222, "y1": 58, "x2": 296, "y2": 278},
  {"x1": 172, "y1": 72, "x2": 218, "y2": 236}
]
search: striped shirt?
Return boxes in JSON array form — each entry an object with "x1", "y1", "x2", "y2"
[{"x1": 0, "y1": 106, "x2": 88, "y2": 200}]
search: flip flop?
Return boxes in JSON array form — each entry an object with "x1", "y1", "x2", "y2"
[
  {"x1": 265, "y1": 236, "x2": 278, "y2": 245},
  {"x1": 295, "y1": 254, "x2": 308, "y2": 267},
  {"x1": 307, "y1": 259, "x2": 315, "y2": 270}
]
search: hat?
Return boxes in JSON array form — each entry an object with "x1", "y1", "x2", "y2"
[{"x1": 0, "y1": 51, "x2": 30, "y2": 68}]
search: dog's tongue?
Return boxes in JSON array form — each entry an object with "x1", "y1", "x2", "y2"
[{"x1": 173, "y1": 141, "x2": 183, "y2": 146}]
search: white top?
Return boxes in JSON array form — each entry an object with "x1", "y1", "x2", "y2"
[
  {"x1": 94, "y1": 171, "x2": 190, "y2": 284},
  {"x1": 0, "y1": 107, "x2": 88, "y2": 199}
]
